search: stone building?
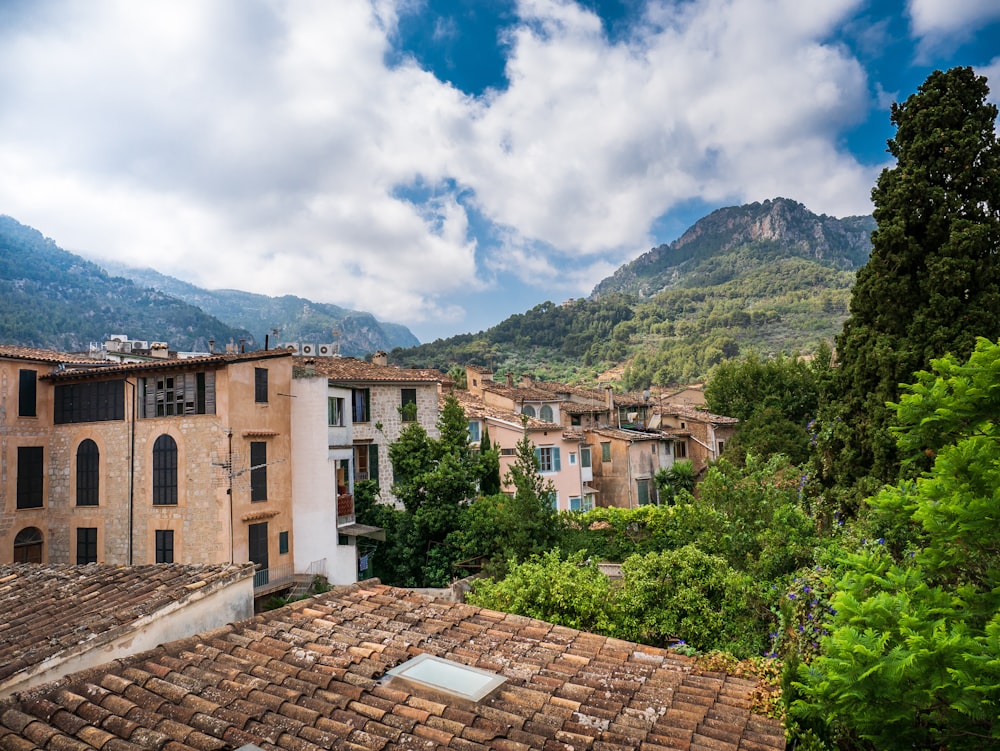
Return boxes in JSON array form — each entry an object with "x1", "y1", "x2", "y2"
[
  {"x1": 301, "y1": 353, "x2": 445, "y2": 508},
  {"x1": 1, "y1": 344, "x2": 297, "y2": 591}
]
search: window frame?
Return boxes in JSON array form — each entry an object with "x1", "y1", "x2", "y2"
[
  {"x1": 250, "y1": 441, "x2": 268, "y2": 502},
  {"x1": 76, "y1": 439, "x2": 100, "y2": 506},
  {"x1": 352, "y1": 388, "x2": 370, "y2": 423},
  {"x1": 536, "y1": 446, "x2": 561, "y2": 473},
  {"x1": 16, "y1": 446, "x2": 44, "y2": 509},
  {"x1": 76, "y1": 527, "x2": 98, "y2": 564},
  {"x1": 400, "y1": 388, "x2": 417, "y2": 422},
  {"x1": 601, "y1": 441, "x2": 612, "y2": 463},
  {"x1": 328, "y1": 396, "x2": 344, "y2": 426},
  {"x1": 254, "y1": 368, "x2": 268, "y2": 404},
  {"x1": 637, "y1": 478, "x2": 651, "y2": 506},
  {"x1": 155, "y1": 529, "x2": 174, "y2": 563},
  {"x1": 152, "y1": 434, "x2": 178, "y2": 506},
  {"x1": 18, "y1": 369, "x2": 37, "y2": 417}
]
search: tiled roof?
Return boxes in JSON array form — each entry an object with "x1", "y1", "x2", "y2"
[
  {"x1": 0, "y1": 564, "x2": 254, "y2": 686},
  {"x1": 657, "y1": 404, "x2": 739, "y2": 425},
  {"x1": 43, "y1": 350, "x2": 293, "y2": 381},
  {"x1": 0, "y1": 582, "x2": 784, "y2": 750},
  {"x1": 0, "y1": 345, "x2": 93, "y2": 365},
  {"x1": 589, "y1": 427, "x2": 670, "y2": 442},
  {"x1": 480, "y1": 383, "x2": 563, "y2": 402},
  {"x1": 448, "y1": 391, "x2": 560, "y2": 431},
  {"x1": 297, "y1": 357, "x2": 445, "y2": 384}
]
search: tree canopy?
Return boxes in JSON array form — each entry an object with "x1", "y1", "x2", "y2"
[{"x1": 829, "y1": 66, "x2": 1000, "y2": 489}]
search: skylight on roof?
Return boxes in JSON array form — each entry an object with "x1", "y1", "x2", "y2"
[{"x1": 386, "y1": 653, "x2": 506, "y2": 702}]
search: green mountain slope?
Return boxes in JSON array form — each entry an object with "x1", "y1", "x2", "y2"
[
  {"x1": 594, "y1": 197, "x2": 874, "y2": 297},
  {"x1": 102, "y1": 264, "x2": 420, "y2": 357},
  {"x1": 392, "y1": 198, "x2": 875, "y2": 386},
  {"x1": 0, "y1": 215, "x2": 250, "y2": 352}
]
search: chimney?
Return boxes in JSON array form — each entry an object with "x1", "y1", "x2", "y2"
[
  {"x1": 505, "y1": 372, "x2": 513, "y2": 388},
  {"x1": 372, "y1": 351, "x2": 388, "y2": 366},
  {"x1": 605, "y1": 385, "x2": 614, "y2": 411},
  {"x1": 520, "y1": 374, "x2": 534, "y2": 387}
]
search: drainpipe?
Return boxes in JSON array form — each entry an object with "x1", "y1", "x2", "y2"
[{"x1": 125, "y1": 379, "x2": 136, "y2": 565}]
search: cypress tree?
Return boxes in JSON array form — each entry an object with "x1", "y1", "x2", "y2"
[{"x1": 828, "y1": 66, "x2": 1000, "y2": 489}]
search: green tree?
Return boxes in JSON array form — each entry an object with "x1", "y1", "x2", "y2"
[
  {"x1": 467, "y1": 549, "x2": 617, "y2": 633},
  {"x1": 794, "y1": 339, "x2": 1000, "y2": 749},
  {"x1": 477, "y1": 423, "x2": 502, "y2": 496},
  {"x1": 826, "y1": 67, "x2": 1000, "y2": 490},
  {"x1": 382, "y1": 394, "x2": 480, "y2": 586},
  {"x1": 654, "y1": 459, "x2": 696, "y2": 504},
  {"x1": 618, "y1": 545, "x2": 769, "y2": 657},
  {"x1": 705, "y1": 353, "x2": 820, "y2": 463}
]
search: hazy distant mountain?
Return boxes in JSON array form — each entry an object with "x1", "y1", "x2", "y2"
[
  {"x1": 102, "y1": 264, "x2": 420, "y2": 356},
  {"x1": 592, "y1": 197, "x2": 875, "y2": 298},
  {"x1": 0, "y1": 215, "x2": 250, "y2": 352},
  {"x1": 0, "y1": 214, "x2": 419, "y2": 356},
  {"x1": 393, "y1": 198, "x2": 876, "y2": 387}
]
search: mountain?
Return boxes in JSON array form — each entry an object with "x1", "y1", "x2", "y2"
[
  {"x1": 101, "y1": 264, "x2": 420, "y2": 356},
  {"x1": 0, "y1": 215, "x2": 250, "y2": 352},
  {"x1": 592, "y1": 197, "x2": 875, "y2": 298},
  {"x1": 392, "y1": 198, "x2": 876, "y2": 387},
  {"x1": 0, "y1": 213, "x2": 419, "y2": 356}
]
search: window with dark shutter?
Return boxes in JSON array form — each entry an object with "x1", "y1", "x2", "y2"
[
  {"x1": 250, "y1": 441, "x2": 267, "y2": 501},
  {"x1": 18, "y1": 370, "x2": 37, "y2": 417},
  {"x1": 16, "y1": 447, "x2": 44, "y2": 509},
  {"x1": 255, "y1": 368, "x2": 268, "y2": 403},
  {"x1": 76, "y1": 439, "x2": 100, "y2": 506},
  {"x1": 153, "y1": 435, "x2": 178, "y2": 505},
  {"x1": 155, "y1": 530, "x2": 174, "y2": 563},
  {"x1": 76, "y1": 527, "x2": 98, "y2": 564}
]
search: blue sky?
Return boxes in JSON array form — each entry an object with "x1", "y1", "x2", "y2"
[{"x1": 0, "y1": 1, "x2": 998, "y2": 343}]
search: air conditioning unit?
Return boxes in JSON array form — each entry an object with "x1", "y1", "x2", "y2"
[
  {"x1": 301, "y1": 343, "x2": 316, "y2": 356},
  {"x1": 282, "y1": 342, "x2": 302, "y2": 354},
  {"x1": 318, "y1": 343, "x2": 332, "y2": 356}
]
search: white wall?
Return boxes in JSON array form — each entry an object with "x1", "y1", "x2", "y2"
[{"x1": 291, "y1": 377, "x2": 357, "y2": 586}]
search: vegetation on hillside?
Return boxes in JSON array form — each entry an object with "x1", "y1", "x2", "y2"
[
  {"x1": 102, "y1": 262, "x2": 419, "y2": 356},
  {"x1": 0, "y1": 215, "x2": 250, "y2": 351},
  {"x1": 393, "y1": 235, "x2": 862, "y2": 386}
]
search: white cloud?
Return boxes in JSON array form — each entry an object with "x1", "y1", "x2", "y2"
[
  {"x1": 979, "y1": 58, "x2": 1000, "y2": 107},
  {"x1": 908, "y1": 0, "x2": 1000, "y2": 42},
  {"x1": 0, "y1": 0, "x2": 883, "y2": 336}
]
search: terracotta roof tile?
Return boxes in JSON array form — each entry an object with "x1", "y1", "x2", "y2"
[
  {"x1": 0, "y1": 584, "x2": 783, "y2": 750},
  {"x1": 0, "y1": 564, "x2": 253, "y2": 695},
  {"x1": 296, "y1": 356, "x2": 444, "y2": 384}
]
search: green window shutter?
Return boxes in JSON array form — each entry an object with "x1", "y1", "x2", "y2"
[{"x1": 553, "y1": 447, "x2": 561, "y2": 471}]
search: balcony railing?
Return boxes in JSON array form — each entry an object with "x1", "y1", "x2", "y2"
[{"x1": 253, "y1": 561, "x2": 294, "y2": 593}]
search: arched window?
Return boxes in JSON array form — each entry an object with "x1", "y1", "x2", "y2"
[
  {"x1": 76, "y1": 439, "x2": 100, "y2": 506},
  {"x1": 521, "y1": 405, "x2": 536, "y2": 417},
  {"x1": 13, "y1": 527, "x2": 43, "y2": 563},
  {"x1": 539, "y1": 405, "x2": 554, "y2": 423},
  {"x1": 153, "y1": 435, "x2": 178, "y2": 505}
]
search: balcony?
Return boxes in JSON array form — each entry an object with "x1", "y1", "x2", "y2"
[{"x1": 252, "y1": 561, "x2": 294, "y2": 595}]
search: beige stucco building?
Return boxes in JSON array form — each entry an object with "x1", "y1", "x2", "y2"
[{"x1": 1, "y1": 344, "x2": 296, "y2": 587}]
